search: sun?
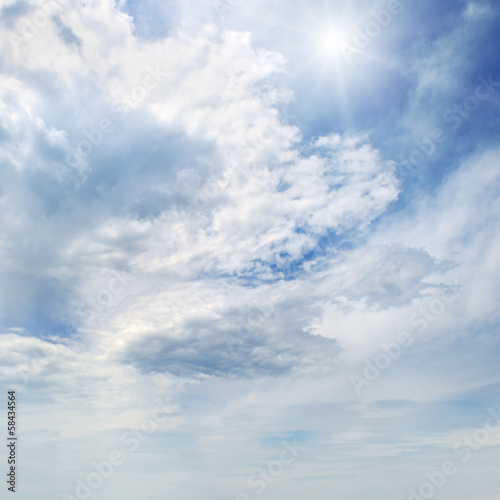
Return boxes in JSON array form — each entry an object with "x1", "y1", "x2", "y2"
[{"x1": 318, "y1": 27, "x2": 351, "y2": 60}]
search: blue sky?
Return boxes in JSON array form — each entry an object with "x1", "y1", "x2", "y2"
[{"x1": 1, "y1": 0, "x2": 500, "y2": 499}]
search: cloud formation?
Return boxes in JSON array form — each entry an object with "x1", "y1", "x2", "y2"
[{"x1": 0, "y1": 1, "x2": 499, "y2": 499}]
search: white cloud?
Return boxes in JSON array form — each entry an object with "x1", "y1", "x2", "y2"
[{"x1": 1, "y1": 1, "x2": 499, "y2": 499}]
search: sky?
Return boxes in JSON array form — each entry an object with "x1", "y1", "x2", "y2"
[{"x1": 0, "y1": 0, "x2": 500, "y2": 499}]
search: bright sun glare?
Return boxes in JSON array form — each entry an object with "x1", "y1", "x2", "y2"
[{"x1": 320, "y1": 28, "x2": 350, "y2": 59}]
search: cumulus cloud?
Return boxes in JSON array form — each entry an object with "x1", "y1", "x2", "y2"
[
  {"x1": 0, "y1": 0, "x2": 400, "y2": 348},
  {"x1": 1, "y1": 1, "x2": 499, "y2": 499}
]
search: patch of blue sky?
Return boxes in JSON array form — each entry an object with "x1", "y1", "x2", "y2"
[
  {"x1": 121, "y1": 0, "x2": 180, "y2": 40},
  {"x1": 260, "y1": 430, "x2": 313, "y2": 447}
]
